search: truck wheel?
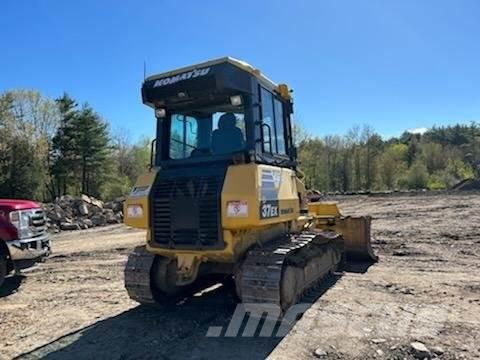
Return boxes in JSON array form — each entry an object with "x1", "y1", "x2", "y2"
[{"x1": 0, "y1": 256, "x2": 6, "y2": 289}]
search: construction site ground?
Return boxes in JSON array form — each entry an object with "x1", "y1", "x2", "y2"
[{"x1": 0, "y1": 192, "x2": 479, "y2": 359}]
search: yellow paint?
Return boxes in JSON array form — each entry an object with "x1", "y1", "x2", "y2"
[
  {"x1": 308, "y1": 202, "x2": 340, "y2": 217},
  {"x1": 144, "y1": 163, "x2": 298, "y2": 265},
  {"x1": 276, "y1": 84, "x2": 291, "y2": 100},
  {"x1": 221, "y1": 163, "x2": 299, "y2": 229},
  {"x1": 124, "y1": 168, "x2": 158, "y2": 229},
  {"x1": 129, "y1": 162, "x2": 376, "y2": 284}
]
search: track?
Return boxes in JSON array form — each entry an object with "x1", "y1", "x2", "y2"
[
  {"x1": 125, "y1": 231, "x2": 344, "y2": 313},
  {"x1": 238, "y1": 231, "x2": 344, "y2": 313},
  {"x1": 124, "y1": 245, "x2": 156, "y2": 304}
]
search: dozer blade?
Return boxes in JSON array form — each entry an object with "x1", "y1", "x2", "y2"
[
  {"x1": 308, "y1": 202, "x2": 378, "y2": 262},
  {"x1": 333, "y1": 216, "x2": 378, "y2": 262}
]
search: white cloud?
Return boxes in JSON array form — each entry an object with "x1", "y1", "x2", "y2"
[{"x1": 408, "y1": 127, "x2": 428, "y2": 135}]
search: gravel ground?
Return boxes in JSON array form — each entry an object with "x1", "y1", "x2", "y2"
[{"x1": 0, "y1": 193, "x2": 479, "y2": 359}]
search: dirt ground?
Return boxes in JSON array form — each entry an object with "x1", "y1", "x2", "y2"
[{"x1": 0, "y1": 193, "x2": 479, "y2": 359}]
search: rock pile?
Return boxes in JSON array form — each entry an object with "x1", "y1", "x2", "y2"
[{"x1": 42, "y1": 195, "x2": 124, "y2": 232}]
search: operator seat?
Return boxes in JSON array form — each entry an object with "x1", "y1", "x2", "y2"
[{"x1": 211, "y1": 113, "x2": 245, "y2": 154}]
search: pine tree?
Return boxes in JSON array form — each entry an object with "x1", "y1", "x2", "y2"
[
  {"x1": 73, "y1": 105, "x2": 111, "y2": 196},
  {"x1": 50, "y1": 93, "x2": 78, "y2": 197}
]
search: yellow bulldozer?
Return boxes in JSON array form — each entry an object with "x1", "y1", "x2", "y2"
[{"x1": 123, "y1": 57, "x2": 377, "y2": 313}]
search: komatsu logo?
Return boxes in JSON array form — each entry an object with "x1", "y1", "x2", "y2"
[{"x1": 153, "y1": 67, "x2": 211, "y2": 87}]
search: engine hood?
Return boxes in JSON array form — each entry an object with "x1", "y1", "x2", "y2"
[{"x1": 0, "y1": 199, "x2": 41, "y2": 211}]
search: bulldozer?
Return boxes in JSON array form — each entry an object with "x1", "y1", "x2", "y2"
[{"x1": 123, "y1": 57, "x2": 377, "y2": 313}]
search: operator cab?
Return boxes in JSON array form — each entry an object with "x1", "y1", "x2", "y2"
[{"x1": 142, "y1": 57, "x2": 296, "y2": 169}]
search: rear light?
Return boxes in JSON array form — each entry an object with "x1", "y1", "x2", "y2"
[{"x1": 127, "y1": 205, "x2": 144, "y2": 218}]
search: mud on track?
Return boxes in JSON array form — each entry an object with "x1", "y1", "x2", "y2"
[{"x1": 1, "y1": 193, "x2": 479, "y2": 359}]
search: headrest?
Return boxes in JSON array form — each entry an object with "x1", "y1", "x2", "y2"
[{"x1": 218, "y1": 113, "x2": 236, "y2": 130}]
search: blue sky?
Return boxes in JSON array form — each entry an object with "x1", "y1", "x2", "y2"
[{"x1": 1, "y1": 0, "x2": 479, "y2": 141}]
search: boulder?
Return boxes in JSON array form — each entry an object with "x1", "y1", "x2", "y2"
[
  {"x1": 90, "y1": 198, "x2": 104, "y2": 209},
  {"x1": 115, "y1": 212, "x2": 123, "y2": 223},
  {"x1": 59, "y1": 195, "x2": 75, "y2": 203},
  {"x1": 113, "y1": 197, "x2": 125, "y2": 211},
  {"x1": 47, "y1": 204, "x2": 66, "y2": 222},
  {"x1": 410, "y1": 342, "x2": 431, "y2": 359},
  {"x1": 80, "y1": 194, "x2": 92, "y2": 204},
  {"x1": 431, "y1": 346, "x2": 444, "y2": 355},
  {"x1": 82, "y1": 219, "x2": 94, "y2": 228},
  {"x1": 78, "y1": 203, "x2": 89, "y2": 216},
  {"x1": 57, "y1": 195, "x2": 74, "y2": 210},
  {"x1": 313, "y1": 348, "x2": 327, "y2": 358},
  {"x1": 88, "y1": 204, "x2": 103, "y2": 215},
  {"x1": 104, "y1": 209, "x2": 118, "y2": 224},
  {"x1": 91, "y1": 214, "x2": 107, "y2": 226},
  {"x1": 60, "y1": 222, "x2": 81, "y2": 231}
]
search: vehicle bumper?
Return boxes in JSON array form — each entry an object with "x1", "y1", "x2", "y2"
[{"x1": 6, "y1": 234, "x2": 51, "y2": 261}]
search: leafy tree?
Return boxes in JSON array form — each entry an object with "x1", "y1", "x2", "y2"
[
  {"x1": 0, "y1": 137, "x2": 43, "y2": 199},
  {"x1": 0, "y1": 90, "x2": 60, "y2": 200},
  {"x1": 105, "y1": 133, "x2": 151, "y2": 199},
  {"x1": 401, "y1": 161, "x2": 429, "y2": 189},
  {"x1": 380, "y1": 143, "x2": 408, "y2": 189}
]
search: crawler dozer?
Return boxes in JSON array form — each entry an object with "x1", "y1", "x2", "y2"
[{"x1": 124, "y1": 57, "x2": 377, "y2": 313}]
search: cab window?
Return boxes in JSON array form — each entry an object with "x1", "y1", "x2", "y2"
[
  {"x1": 260, "y1": 88, "x2": 275, "y2": 153},
  {"x1": 260, "y1": 87, "x2": 287, "y2": 155},
  {"x1": 170, "y1": 115, "x2": 198, "y2": 159},
  {"x1": 274, "y1": 98, "x2": 286, "y2": 154},
  {"x1": 169, "y1": 111, "x2": 246, "y2": 160}
]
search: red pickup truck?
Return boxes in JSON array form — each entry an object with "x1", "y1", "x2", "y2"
[{"x1": 0, "y1": 199, "x2": 51, "y2": 288}]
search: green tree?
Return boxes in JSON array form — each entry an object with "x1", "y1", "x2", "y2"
[
  {"x1": 378, "y1": 143, "x2": 407, "y2": 189},
  {"x1": 0, "y1": 90, "x2": 60, "y2": 200},
  {"x1": 50, "y1": 93, "x2": 79, "y2": 198},
  {"x1": 74, "y1": 105, "x2": 111, "y2": 196},
  {"x1": 0, "y1": 137, "x2": 43, "y2": 199},
  {"x1": 401, "y1": 161, "x2": 429, "y2": 189},
  {"x1": 105, "y1": 132, "x2": 152, "y2": 199},
  {"x1": 50, "y1": 97, "x2": 111, "y2": 198}
]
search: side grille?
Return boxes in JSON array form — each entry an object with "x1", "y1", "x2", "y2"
[{"x1": 152, "y1": 176, "x2": 221, "y2": 248}]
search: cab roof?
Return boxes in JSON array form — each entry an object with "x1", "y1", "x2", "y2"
[{"x1": 144, "y1": 57, "x2": 279, "y2": 92}]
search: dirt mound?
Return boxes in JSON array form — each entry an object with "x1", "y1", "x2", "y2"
[{"x1": 451, "y1": 178, "x2": 480, "y2": 191}]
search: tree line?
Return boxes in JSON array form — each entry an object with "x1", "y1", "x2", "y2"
[
  {"x1": 296, "y1": 123, "x2": 480, "y2": 192},
  {"x1": 0, "y1": 90, "x2": 150, "y2": 201},
  {"x1": 1, "y1": 89, "x2": 479, "y2": 201}
]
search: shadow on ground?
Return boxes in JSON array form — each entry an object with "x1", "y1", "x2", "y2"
[
  {"x1": 343, "y1": 261, "x2": 376, "y2": 274},
  {"x1": 17, "y1": 274, "x2": 347, "y2": 360},
  {"x1": 18, "y1": 285, "x2": 280, "y2": 360},
  {"x1": 0, "y1": 275, "x2": 24, "y2": 298}
]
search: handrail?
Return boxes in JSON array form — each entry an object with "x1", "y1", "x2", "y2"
[{"x1": 150, "y1": 139, "x2": 157, "y2": 169}]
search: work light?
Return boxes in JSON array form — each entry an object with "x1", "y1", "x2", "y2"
[
  {"x1": 230, "y1": 95, "x2": 242, "y2": 106},
  {"x1": 155, "y1": 108, "x2": 166, "y2": 118}
]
